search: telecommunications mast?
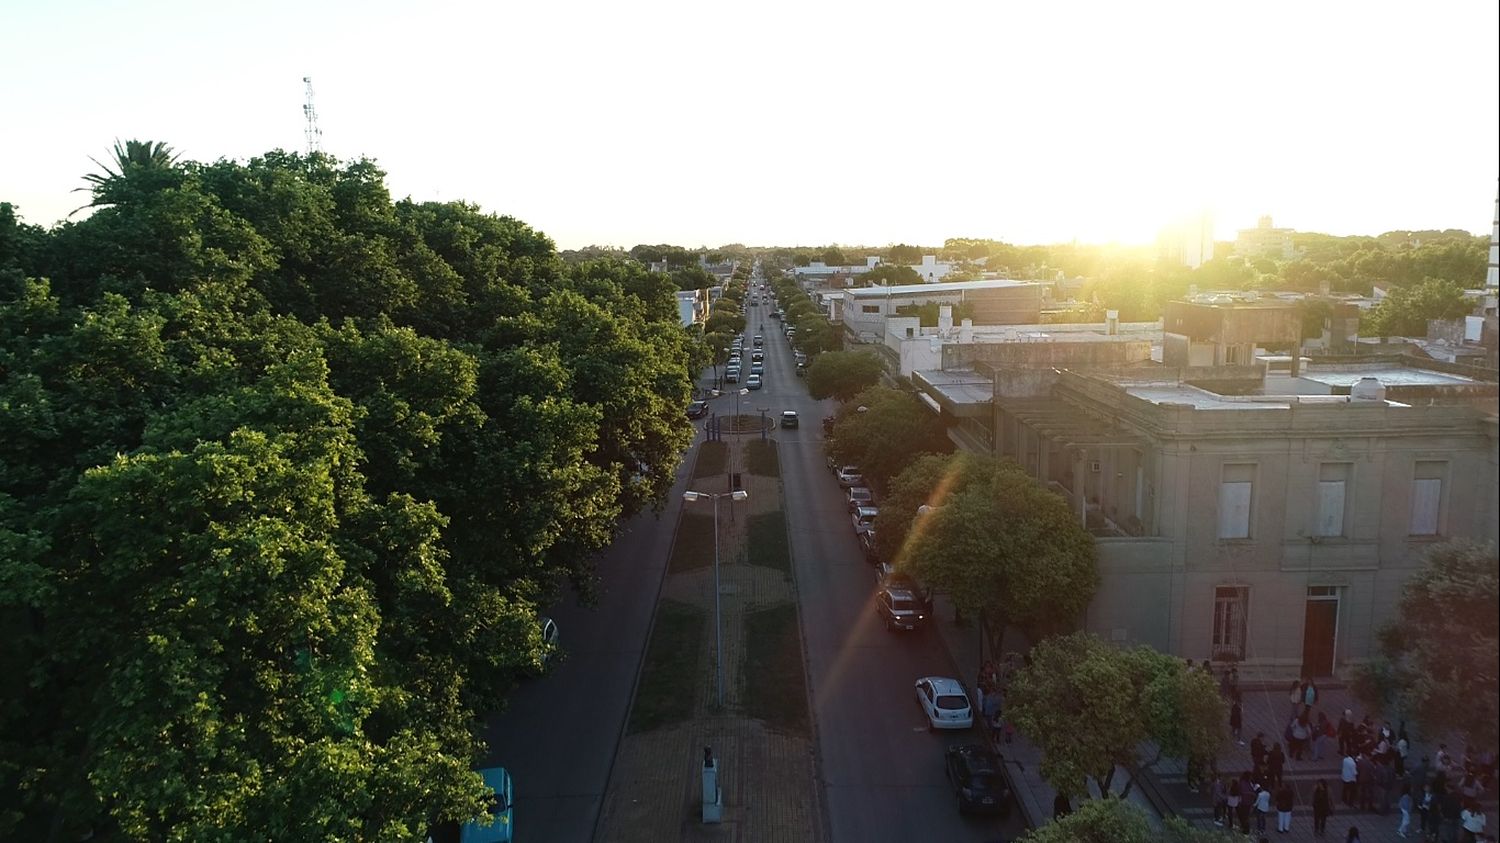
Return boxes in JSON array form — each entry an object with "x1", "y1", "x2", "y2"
[{"x1": 302, "y1": 76, "x2": 322, "y2": 155}]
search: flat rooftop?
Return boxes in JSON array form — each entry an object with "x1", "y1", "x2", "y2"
[
  {"x1": 1296, "y1": 366, "x2": 1482, "y2": 388},
  {"x1": 846, "y1": 279, "x2": 1040, "y2": 297},
  {"x1": 911, "y1": 369, "x2": 994, "y2": 417}
]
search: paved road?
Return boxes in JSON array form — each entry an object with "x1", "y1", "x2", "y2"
[
  {"x1": 747, "y1": 290, "x2": 1023, "y2": 842},
  {"x1": 478, "y1": 451, "x2": 694, "y2": 842}
]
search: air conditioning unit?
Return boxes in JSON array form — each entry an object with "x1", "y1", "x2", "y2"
[{"x1": 1089, "y1": 460, "x2": 1102, "y2": 473}]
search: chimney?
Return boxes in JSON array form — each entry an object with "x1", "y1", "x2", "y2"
[
  {"x1": 959, "y1": 318, "x2": 973, "y2": 343},
  {"x1": 939, "y1": 304, "x2": 954, "y2": 334},
  {"x1": 1106, "y1": 309, "x2": 1119, "y2": 336}
]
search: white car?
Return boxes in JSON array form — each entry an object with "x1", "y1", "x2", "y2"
[
  {"x1": 836, "y1": 466, "x2": 864, "y2": 487},
  {"x1": 915, "y1": 677, "x2": 973, "y2": 730},
  {"x1": 746, "y1": 374, "x2": 762, "y2": 390}
]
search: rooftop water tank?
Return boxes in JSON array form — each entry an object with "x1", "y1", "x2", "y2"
[{"x1": 1350, "y1": 376, "x2": 1386, "y2": 402}]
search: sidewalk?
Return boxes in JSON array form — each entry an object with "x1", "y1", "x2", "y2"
[
  {"x1": 927, "y1": 594, "x2": 1162, "y2": 834},
  {"x1": 1142, "y1": 681, "x2": 1498, "y2": 843}
]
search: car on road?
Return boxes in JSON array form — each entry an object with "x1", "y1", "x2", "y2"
[
  {"x1": 846, "y1": 486, "x2": 874, "y2": 511},
  {"x1": 876, "y1": 580, "x2": 927, "y2": 631},
  {"x1": 945, "y1": 744, "x2": 1011, "y2": 815},
  {"x1": 751, "y1": 350, "x2": 764, "y2": 362},
  {"x1": 836, "y1": 466, "x2": 864, "y2": 487},
  {"x1": 780, "y1": 411, "x2": 799, "y2": 428},
  {"x1": 750, "y1": 363, "x2": 764, "y2": 376},
  {"x1": 687, "y1": 400, "x2": 708, "y2": 419},
  {"x1": 794, "y1": 351, "x2": 807, "y2": 365},
  {"x1": 852, "y1": 505, "x2": 878, "y2": 534},
  {"x1": 725, "y1": 367, "x2": 740, "y2": 383},
  {"x1": 460, "y1": 766, "x2": 514, "y2": 842},
  {"x1": 753, "y1": 335, "x2": 764, "y2": 347},
  {"x1": 747, "y1": 374, "x2": 762, "y2": 390},
  {"x1": 915, "y1": 677, "x2": 973, "y2": 730}
]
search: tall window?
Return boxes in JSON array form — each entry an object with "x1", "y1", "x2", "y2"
[
  {"x1": 1218, "y1": 463, "x2": 1255, "y2": 539},
  {"x1": 1409, "y1": 461, "x2": 1446, "y2": 536},
  {"x1": 1212, "y1": 586, "x2": 1250, "y2": 661},
  {"x1": 1315, "y1": 463, "x2": 1351, "y2": 538}
]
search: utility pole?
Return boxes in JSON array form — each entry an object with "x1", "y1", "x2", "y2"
[{"x1": 302, "y1": 77, "x2": 322, "y2": 155}]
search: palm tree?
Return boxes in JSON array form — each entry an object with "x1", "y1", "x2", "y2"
[{"x1": 72, "y1": 139, "x2": 181, "y2": 213}]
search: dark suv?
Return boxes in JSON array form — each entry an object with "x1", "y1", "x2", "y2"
[
  {"x1": 944, "y1": 744, "x2": 1011, "y2": 815},
  {"x1": 876, "y1": 575, "x2": 932, "y2": 631}
]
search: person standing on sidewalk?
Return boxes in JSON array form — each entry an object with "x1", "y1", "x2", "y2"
[
  {"x1": 1359, "y1": 752, "x2": 1378, "y2": 812},
  {"x1": 1268, "y1": 743, "x2": 1287, "y2": 789},
  {"x1": 1231, "y1": 695, "x2": 1245, "y2": 746},
  {"x1": 1238, "y1": 774, "x2": 1255, "y2": 834},
  {"x1": 1256, "y1": 782, "x2": 1273, "y2": 834},
  {"x1": 1339, "y1": 710, "x2": 1356, "y2": 757},
  {"x1": 1460, "y1": 799, "x2": 1487, "y2": 843},
  {"x1": 1276, "y1": 780, "x2": 1296, "y2": 833},
  {"x1": 1418, "y1": 783, "x2": 1435, "y2": 838},
  {"x1": 1212, "y1": 776, "x2": 1229, "y2": 827},
  {"x1": 1253, "y1": 732, "x2": 1269, "y2": 774},
  {"x1": 1313, "y1": 779, "x2": 1333, "y2": 837},
  {"x1": 1289, "y1": 679, "x2": 1304, "y2": 718},
  {"x1": 1398, "y1": 783, "x2": 1414, "y2": 837},
  {"x1": 1343, "y1": 751, "x2": 1360, "y2": 808},
  {"x1": 1228, "y1": 776, "x2": 1245, "y2": 832}
]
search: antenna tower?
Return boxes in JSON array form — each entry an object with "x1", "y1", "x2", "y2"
[{"x1": 302, "y1": 77, "x2": 322, "y2": 155}]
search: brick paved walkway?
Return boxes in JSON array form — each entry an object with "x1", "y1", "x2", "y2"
[{"x1": 1145, "y1": 682, "x2": 1496, "y2": 843}]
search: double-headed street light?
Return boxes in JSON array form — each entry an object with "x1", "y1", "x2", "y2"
[{"x1": 683, "y1": 488, "x2": 749, "y2": 709}]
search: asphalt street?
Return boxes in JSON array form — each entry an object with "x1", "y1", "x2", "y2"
[
  {"x1": 747, "y1": 290, "x2": 1023, "y2": 842},
  {"x1": 478, "y1": 457, "x2": 693, "y2": 842}
]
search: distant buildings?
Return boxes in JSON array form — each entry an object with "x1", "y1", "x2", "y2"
[
  {"x1": 792, "y1": 254, "x2": 958, "y2": 285},
  {"x1": 1234, "y1": 215, "x2": 1297, "y2": 261},
  {"x1": 839, "y1": 279, "x2": 1044, "y2": 344}
]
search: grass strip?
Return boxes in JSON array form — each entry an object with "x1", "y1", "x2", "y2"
[
  {"x1": 745, "y1": 439, "x2": 779, "y2": 477},
  {"x1": 742, "y1": 603, "x2": 810, "y2": 737},
  {"x1": 668, "y1": 512, "x2": 716, "y2": 573},
  {"x1": 746, "y1": 511, "x2": 790, "y2": 574},
  {"x1": 628, "y1": 600, "x2": 705, "y2": 734},
  {"x1": 693, "y1": 440, "x2": 728, "y2": 478}
]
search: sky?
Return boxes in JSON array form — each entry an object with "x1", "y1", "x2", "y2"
[{"x1": 3, "y1": 0, "x2": 1497, "y2": 251}]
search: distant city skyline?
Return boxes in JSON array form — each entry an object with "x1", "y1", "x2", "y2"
[{"x1": 3, "y1": 0, "x2": 1496, "y2": 251}]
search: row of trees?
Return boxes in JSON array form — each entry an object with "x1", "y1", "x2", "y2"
[{"x1": 0, "y1": 142, "x2": 699, "y2": 839}]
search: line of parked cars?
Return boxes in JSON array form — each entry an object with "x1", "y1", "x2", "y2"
[{"x1": 824, "y1": 446, "x2": 1012, "y2": 819}]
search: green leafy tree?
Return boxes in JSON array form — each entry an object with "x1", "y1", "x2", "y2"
[
  {"x1": 903, "y1": 461, "x2": 1098, "y2": 647},
  {"x1": 805, "y1": 351, "x2": 885, "y2": 401},
  {"x1": 861, "y1": 264, "x2": 921, "y2": 286},
  {"x1": 1018, "y1": 798, "x2": 1241, "y2": 843},
  {"x1": 826, "y1": 386, "x2": 951, "y2": 491},
  {"x1": 888, "y1": 243, "x2": 922, "y2": 264},
  {"x1": 1353, "y1": 540, "x2": 1499, "y2": 749},
  {"x1": 1361, "y1": 277, "x2": 1472, "y2": 337},
  {"x1": 1008, "y1": 633, "x2": 1224, "y2": 800}
]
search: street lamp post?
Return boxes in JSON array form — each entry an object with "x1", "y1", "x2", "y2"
[{"x1": 683, "y1": 488, "x2": 748, "y2": 709}]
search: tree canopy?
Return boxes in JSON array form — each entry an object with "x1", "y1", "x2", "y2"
[
  {"x1": 0, "y1": 143, "x2": 697, "y2": 839},
  {"x1": 895, "y1": 456, "x2": 1098, "y2": 647},
  {"x1": 1017, "y1": 797, "x2": 1242, "y2": 843},
  {"x1": 1360, "y1": 277, "x2": 1473, "y2": 337},
  {"x1": 1354, "y1": 539, "x2": 1499, "y2": 749},
  {"x1": 825, "y1": 386, "x2": 951, "y2": 492},
  {"x1": 805, "y1": 351, "x2": 885, "y2": 401},
  {"x1": 1008, "y1": 633, "x2": 1225, "y2": 800}
]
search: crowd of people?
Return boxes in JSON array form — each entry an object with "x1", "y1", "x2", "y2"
[{"x1": 1201, "y1": 664, "x2": 1496, "y2": 842}]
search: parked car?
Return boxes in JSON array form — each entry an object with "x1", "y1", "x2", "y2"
[
  {"x1": 725, "y1": 367, "x2": 740, "y2": 383},
  {"x1": 945, "y1": 744, "x2": 1011, "y2": 815},
  {"x1": 836, "y1": 466, "x2": 864, "y2": 487},
  {"x1": 780, "y1": 411, "x2": 799, "y2": 428},
  {"x1": 846, "y1": 486, "x2": 874, "y2": 511},
  {"x1": 876, "y1": 579, "x2": 928, "y2": 631},
  {"x1": 687, "y1": 400, "x2": 708, "y2": 419},
  {"x1": 858, "y1": 529, "x2": 880, "y2": 564},
  {"x1": 751, "y1": 350, "x2": 764, "y2": 362},
  {"x1": 460, "y1": 767, "x2": 514, "y2": 842},
  {"x1": 914, "y1": 677, "x2": 973, "y2": 730},
  {"x1": 746, "y1": 374, "x2": 762, "y2": 390},
  {"x1": 851, "y1": 505, "x2": 878, "y2": 535},
  {"x1": 753, "y1": 334, "x2": 764, "y2": 347},
  {"x1": 796, "y1": 362, "x2": 805, "y2": 377},
  {"x1": 750, "y1": 363, "x2": 764, "y2": 375},
  {"x1": 794, "y1": 351, "x2": 807, "y2": 365}
]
